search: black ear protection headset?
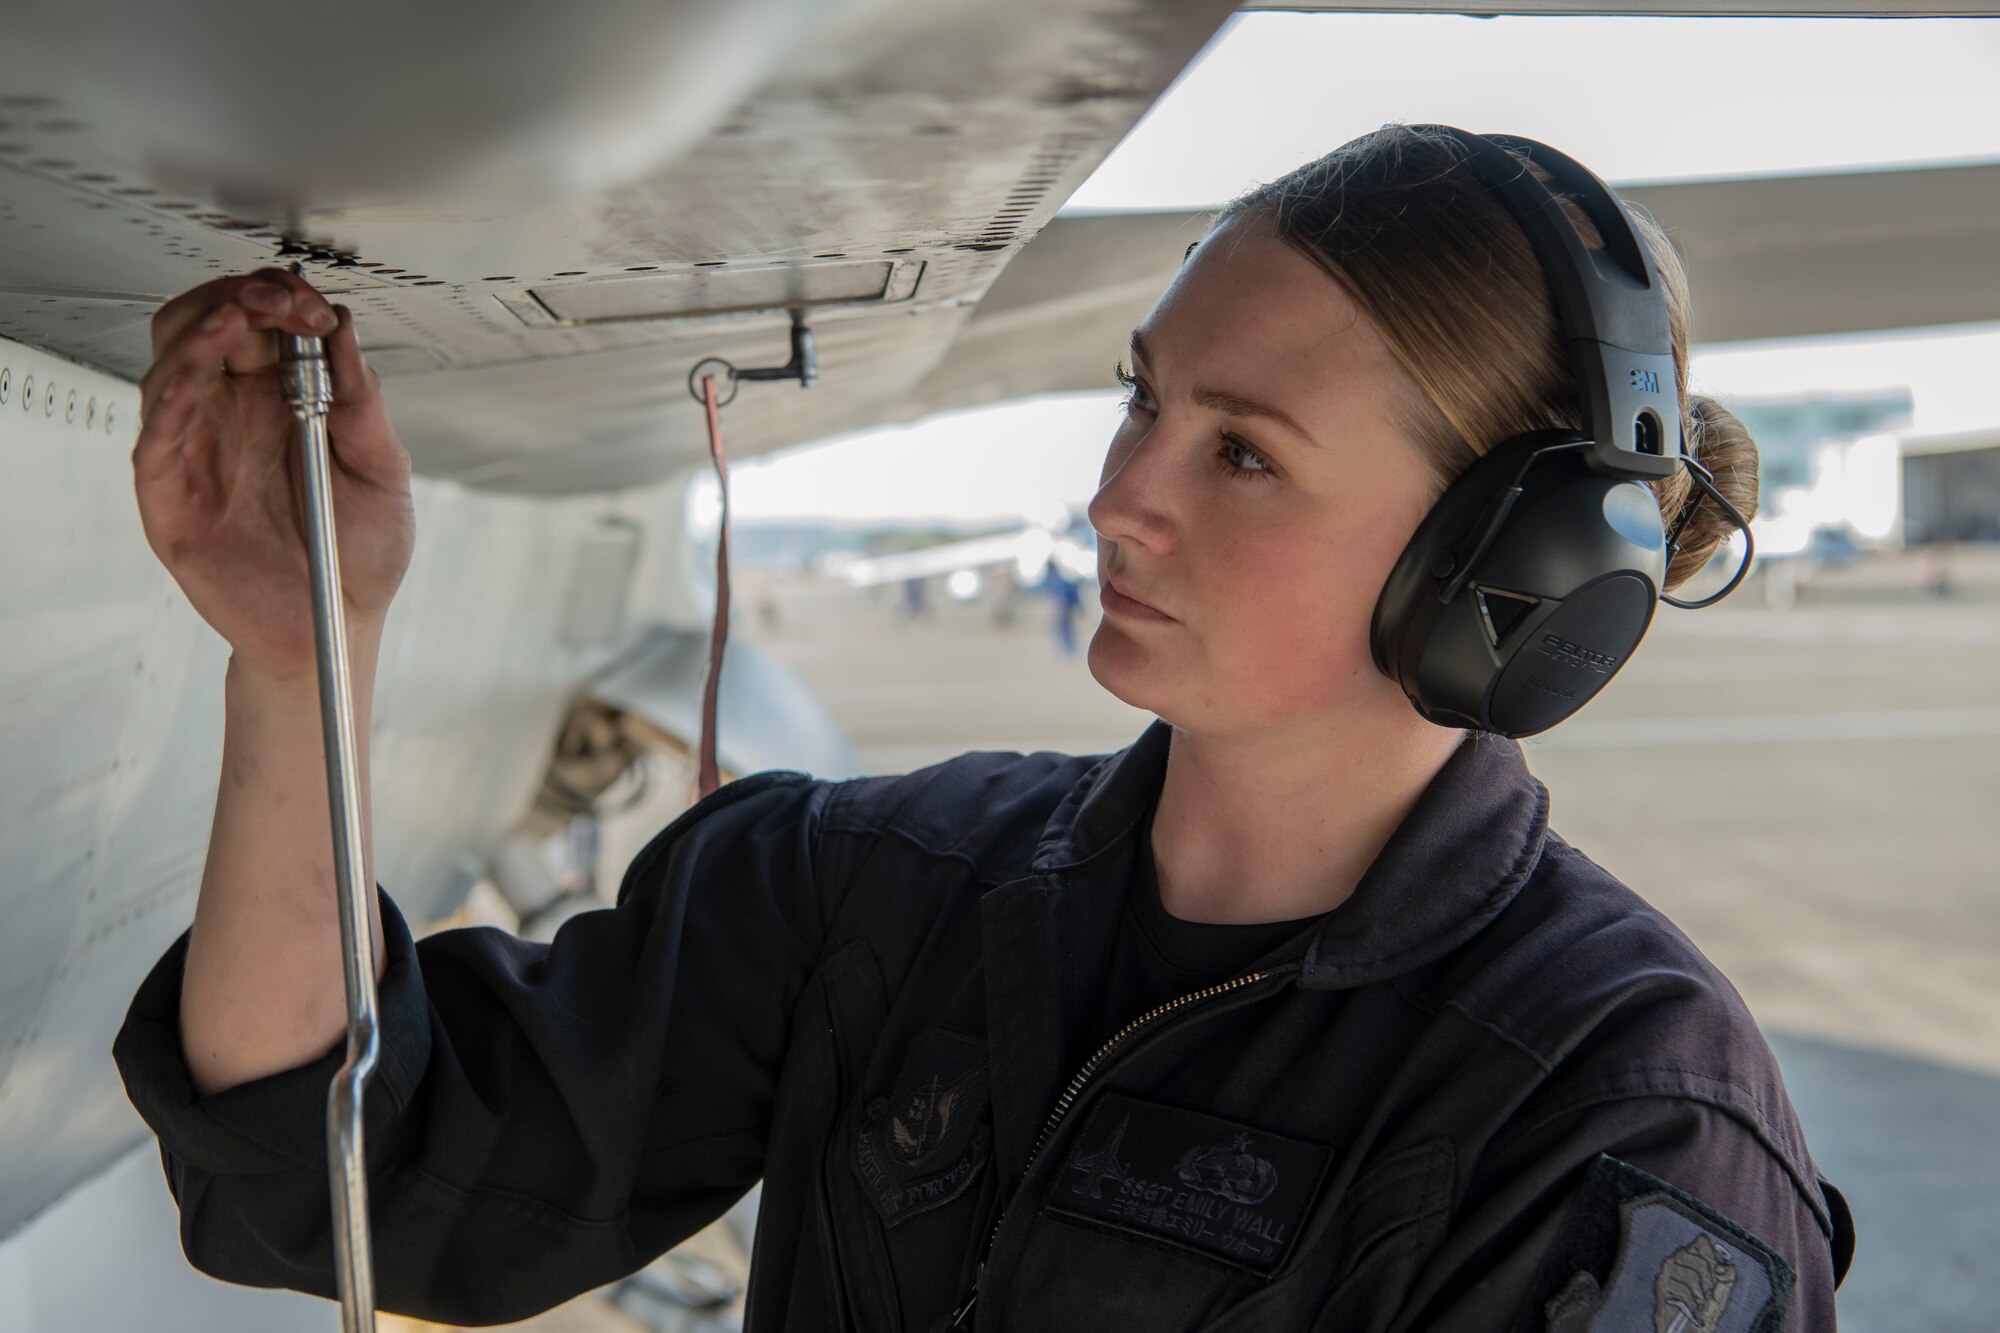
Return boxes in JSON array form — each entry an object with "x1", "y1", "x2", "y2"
[{"x1": 1365, "y1": 126, "x2": 1754, "y2": 738}]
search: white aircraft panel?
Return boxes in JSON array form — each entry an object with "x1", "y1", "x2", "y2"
[{"x1": 0, "y1": 327, "x2": 774, "y2": 1240}]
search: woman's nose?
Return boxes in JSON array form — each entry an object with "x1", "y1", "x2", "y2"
[{"x1": 1088, "y1": 424, "x2": 1178, "y2": 555}]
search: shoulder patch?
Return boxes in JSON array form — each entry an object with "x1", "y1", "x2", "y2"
[{"x1": 1535, "y1": 1155, "x2": 1794, "y2": 1333}]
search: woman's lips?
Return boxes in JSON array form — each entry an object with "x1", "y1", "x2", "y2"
[{"x1": 1101, "y1": 577, "x2": 1174, "y2": 622}]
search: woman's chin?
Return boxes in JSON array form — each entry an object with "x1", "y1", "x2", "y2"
[{"x1": 1087, "y1": 624, "x2": 1177, "y2": 715}]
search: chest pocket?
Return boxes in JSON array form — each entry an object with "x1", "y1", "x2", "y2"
[
  {"x1": 852, "y1": 1027, "x2": 993, "y2": 1227},
  {"x1": 836, "y1": 1025, "x2": 997, "y2": 1328},
  {"x1": 801, "y1": 938, "x2": 900, "y2": 1331},
  {"x1": 808, "y1": 940, "x2": 996, "y2": 1330}
]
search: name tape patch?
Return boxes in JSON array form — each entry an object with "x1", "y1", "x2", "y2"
[{"x1": 1044, "y1": 1092, "x2": 1333, "y2": 1275}]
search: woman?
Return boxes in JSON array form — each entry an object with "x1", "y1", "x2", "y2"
[{"x1": 115, "y1": 125, "x2": 1852, "y2": 1331}]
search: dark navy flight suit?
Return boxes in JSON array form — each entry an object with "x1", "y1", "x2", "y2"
[{"x1": 116, "y1": 721, "x2": 1854, "y2": 1330}]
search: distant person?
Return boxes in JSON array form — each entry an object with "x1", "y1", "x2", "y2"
[
  {"x1": 1913, "y1": 541, "x2": 1954, "y2": 598},
  {"x1": 899, "y1": 573, "x2": 929, "y2": 620},
  {"x1": 116, "y1": 125, "x2": 1849, "y2": 1331},
  {"x1": 989, "y1": 566, "x2": 1020, "y2": 627},
  {"x1": 1045, "y1": 565, "x2": 1082, "y2": 656}
]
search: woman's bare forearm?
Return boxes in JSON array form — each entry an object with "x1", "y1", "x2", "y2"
[{"x1": 180, "y1": 639, "x2": 388, "y2": 1097}]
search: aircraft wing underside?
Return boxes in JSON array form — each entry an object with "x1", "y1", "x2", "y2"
[
  {"x1": 2, "y1": 0, "x2": 1996, "y2": 498},
  {"x1": 925, "y1": 160, "x2": 2000, "y2": 416},
  {"x1": 1253, "y1": 1, "x2": 1998, "y2": 11},
  {"x1": 0, "y1": 0, "x2": 1240, "y2": 495}
]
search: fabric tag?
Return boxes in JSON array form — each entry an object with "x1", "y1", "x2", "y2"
[
  {"x1": 1043, "y1": 1091, "x2": 1333, "y2": 1275},
  {"x1": 851, "y1": 1028, "x2": 990, "y2": 1226},
  {"x1": 1540, "y1": 1155, "x2": 1793, "y2": 1333}
]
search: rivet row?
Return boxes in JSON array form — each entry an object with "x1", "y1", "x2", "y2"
[{"x1": 0, "y1": 366, "x2": 117, "y2": 432}]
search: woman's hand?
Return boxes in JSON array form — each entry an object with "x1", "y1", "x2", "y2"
[{"x1": 132, "y1": 267, "x2": 415, "y2": 681}]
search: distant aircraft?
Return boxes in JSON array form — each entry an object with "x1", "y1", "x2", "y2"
[
  {"x1": 827, "y1": 515, "x2": 1095, "y2": 593},
  {"x1": 2, "y1": 2, "x2": 1997, "y2": 1328}
]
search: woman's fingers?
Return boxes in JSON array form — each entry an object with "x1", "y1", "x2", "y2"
[
  {"x1": 130, "y1": 374, "x2": 198, "y2": 542},
  {"x1": 247, "y1": 267, "x2": 341, "y2": 342},
  {"x1": 325, "y1": 305, "x2": 407, "y2": 481},
  {"x1": 151, "y1": 269, "x2": 330, "y2": 351},
  {"x1": 148, "y1": 270, "x2": 344, "y2": 376},
  {"x1": 326, "y1": 306, "x2": 378, "y2": 408},
  {"x1": 222, "y1": 271, "x2": 341, "y2": 375},
  {"x1": 138, "y1": 301, "x2": 250, "y2": 425},
  {"x1": 219, "y1": 284, "x2": 287, "y2": 376}
]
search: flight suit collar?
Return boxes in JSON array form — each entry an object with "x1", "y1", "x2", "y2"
[
  {"x1": 978, "y1": 718, "x2": 1549, "y2": 1220},
  {"x1": 1025, "y1": 719, "x2": 1552, "y2": 992},
  {"x1": 1027, "y1": 719, "x2": 1170, "y2": 873},
  {"x1": 1298, "y1": 730, "x2": 1550, "y2": 989}
]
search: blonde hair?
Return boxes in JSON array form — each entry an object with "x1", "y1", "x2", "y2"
[{"x1": 1213, "y1": 124, "x2": 1756, "y2": 593}]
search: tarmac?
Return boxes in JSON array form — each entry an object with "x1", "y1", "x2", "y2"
[{"x1": 729, "y1": 543, "x2": 2000, "y2": 1333}]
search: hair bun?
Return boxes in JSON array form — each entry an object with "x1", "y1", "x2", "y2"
[{"x1": 1657, "y1": 394, "x2": 1760, "y2": 592}]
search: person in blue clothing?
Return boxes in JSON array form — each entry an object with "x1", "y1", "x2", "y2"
[
  {"x1": 115, "y1": 124, "x2": 1849, "y2": 1331},
  {"x1": 901, "y1": 573, "x2": 931, "y2": 620},
  {"x1": 1045, "y1": 564, "x2": 1084, "y2": 656}
]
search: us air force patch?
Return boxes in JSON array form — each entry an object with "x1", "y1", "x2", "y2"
[
  {"x1": 851, "y1": 1028, "x2": 990, "y2": 1226},
  {"x1": 1538, "y1": 1155, "x2": 1793, "y2": 1333},
  {"x1": 1043, "y1": 1092, "x2": 1332, "y2": 1275}
]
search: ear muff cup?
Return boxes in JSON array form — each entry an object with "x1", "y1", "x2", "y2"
[{"x1": 1371, "y1": 431, "x2": 1669, "y2": 737}]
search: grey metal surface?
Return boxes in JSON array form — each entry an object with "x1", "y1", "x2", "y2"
[
  {"x1": 0, "y1": 0, "x2": 1241, "y2": 495},
  {"x1": 589, "y1": 627, "x2": 866, "y2": 782},
  {"x1": 0, "y1": 0, "x2": 1238, "y2": 1244},
  {"x1": 0, "y1": 315, "x2": 869, "y2": 1251},
  {"x1": 0, "y1": 331, "x2": 716, "y2": 1242},
  {"x1": 1630, "y1": 162, "x2": 2000, "y2": 344},
  {"x1": 0, "y1": 1145, "x2": 331, "y2": 1333},
  {"x1": 0, "y1": 0, "x2": 827, "y2": 204},
  {"x1": 1, "y1": 2, "x2": 1985, "y2": 501},
  {"x1": 279, "y1": 331, "x2": 382, "y2": 1333},
  {"x1": 1248, "y1": 2, "x2": 2000, "y2": 13},
  {"x1": 896, "y1": 159, "x2": 2000, "y2": 419}
]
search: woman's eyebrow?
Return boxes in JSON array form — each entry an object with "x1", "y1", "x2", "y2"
[{"x1": 1129, "y1": 329, "x2": 1324, "y2": 451}]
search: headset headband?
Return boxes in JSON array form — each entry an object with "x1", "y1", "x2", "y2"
[
  {"x1": 1368, "y1": 126, "x2": 1753, "y2": 736},
  {"x1": 1414, "y1": 126, "x2": 1684, "y2": 482}
]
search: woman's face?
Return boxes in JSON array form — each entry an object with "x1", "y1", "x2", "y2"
[{"x1": 1086, "y1": 213, "x2": 1442, "y2": 737}]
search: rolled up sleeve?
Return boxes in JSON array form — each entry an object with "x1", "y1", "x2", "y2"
[{"x1": 113, "y1": 770, "x2": 835, "y2": 1326}]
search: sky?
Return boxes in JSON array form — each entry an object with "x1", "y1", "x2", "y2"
[
  {"x1": 724, "y1": 11, "x2": 2000, "y2": 527},
  {"x1": 1066, "y1": 12, "x2": 2000, "y2": 211}
]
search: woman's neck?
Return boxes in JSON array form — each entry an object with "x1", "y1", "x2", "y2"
[{"x1": 1149, "y1": 708, "x2": 1465, "y2": 926}]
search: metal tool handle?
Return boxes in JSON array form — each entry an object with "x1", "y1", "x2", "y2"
[{"x1": 279, "y1": 330, "x2": 383, "y2": 1333}]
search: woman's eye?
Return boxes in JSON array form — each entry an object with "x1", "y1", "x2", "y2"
[
  {"x1": 1113, "y1": 362, "x2": 1274, "y2": 482},
  {"x1": 1218, "y1": 435, "x2": 1276, "y2": 479},
  {"x1": 1113, "y1": 362, "x2": 1154, "y2": 413}
]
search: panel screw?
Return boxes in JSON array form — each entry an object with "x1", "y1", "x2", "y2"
[
  {"x1": 65, "y1": 389, "x2": 76, "y2": 423},
  {"x1": 20, "y1": 374, "x2": 32, "y2": 411},
  {"x1": 0, "y1": 367, "x2": 9, "y2": 404}
]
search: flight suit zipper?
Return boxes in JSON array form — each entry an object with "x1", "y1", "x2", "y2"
[{"x1": 943, "y1": 964, "x2": 1297, "y2": 1330}]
